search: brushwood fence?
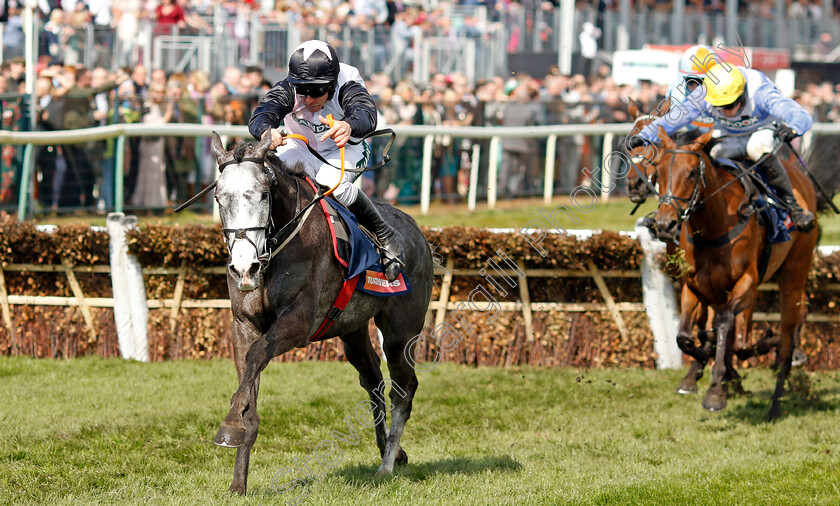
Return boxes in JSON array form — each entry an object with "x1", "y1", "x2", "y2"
[{"x1": 1, "y1": 249, "x2": 840, "y2": 369}]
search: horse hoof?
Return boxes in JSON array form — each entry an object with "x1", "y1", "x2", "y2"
[
  {"x1": 395, "y1": 447, "x2": 408, "y2": 467},
  {"x1": 702, "y1": 393, "x2": 727, "y2": 412},
  {"x1": 675, "y1": 382, "x2": 698, "y2": 395},
  {"x1": 374, "y1": 468, "x2": 393, "y2": 479},
  {"x1": 229, "y1": 484, "x2": 246, "y2": 496},
  {"x1": 214, "y1": 423, "x2": 246, "y2": 448},
  {"x1": 792, "y1": 349, "x2": 808, "y2": 368}
]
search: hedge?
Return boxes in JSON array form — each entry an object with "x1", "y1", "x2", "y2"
[{"x1": 0, "y1": 214, "x2": 837, "y2": 369}]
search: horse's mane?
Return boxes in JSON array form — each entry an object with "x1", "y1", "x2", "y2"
[
  {"x1": 228, "y1": 140, "x2": 308, "y2": 178},
  {"x1": 266, "y1": 151, "x2": 307, "y2": 178}
]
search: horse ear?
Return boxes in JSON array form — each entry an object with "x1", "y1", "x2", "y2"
[
  {"x1": 628, "y1": 99, "x2": 639, "y2": 119},
  {"x1": 210, "y1": 132, "x2": 227, "y2": 164},
  {"x1": 690, "y1": 129, "x2": 715, "y2": 151},
  {"x1": 658, "y1": 126, "x2": 675, "y2": 150},
  {"x1": 254, "y1": 130, "x2": 273, "y2": 159}
]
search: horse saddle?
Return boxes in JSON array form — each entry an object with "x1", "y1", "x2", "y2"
[
  {"x1": 303, "y1": 177, "x2": 412, "y2": 295},
  {"x1": 304, "y1": 178, "x2": 412, "y2": 343},
  {"x1": 715, "y1": 158, "x2": 796, "y2": 245}
]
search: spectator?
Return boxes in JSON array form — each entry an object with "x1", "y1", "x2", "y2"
[
  {"x1": 113, "y1": 0, "x2": 140, "y2": 65},
  {"x1": 34, "y1": 75, "x2": 66, "y2": 210},
  {"x1": 162, "y1": 75, "x2": 198, "y2": 202},
  {"x1": 61, "y1": 66, "x2": 118, "y2": 207},
  {"x1": 132, "y1": 82, "x2": 173, "y2": 208},
  {"x1": 499, "y1": 85, "x2": 541, "y2": 198},
  {"x1": 579, "y1": 22, "x2": 601, "y2": 80},
  {"x1": 2, "y1": 3, "x2": 24, "y2": 56},
  {"x1": 154, "y1": 0, "x2": 186, "y2": 35}
]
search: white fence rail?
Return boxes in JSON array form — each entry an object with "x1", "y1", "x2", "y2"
[{"x1": 4, "y1": 122, "x2": 840, "y2": 220}]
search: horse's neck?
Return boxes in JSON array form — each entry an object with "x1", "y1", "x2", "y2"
[
  {"x1": 273, "y1": 172, "x2": 310, "y2": 221},
  {"x1": 687, "y1": 157, "x2": 744, "y2": 235}
]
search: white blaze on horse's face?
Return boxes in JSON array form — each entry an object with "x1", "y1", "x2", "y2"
[{"x1": 216, "y1": 162, "x2": 271, "y2": 292}]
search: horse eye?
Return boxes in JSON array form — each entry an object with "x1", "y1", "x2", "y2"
[
  {"x1": 688, "y1": 169, "x2": 699, "y2": 179},
  {"x1": 261, "y1": 192, "x2": 269, "y2": 201}
]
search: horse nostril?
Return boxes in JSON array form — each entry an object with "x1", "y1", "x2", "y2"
[
  {"x1": 246, "y1": 262, "x2": 261, "y2": 279},
  {"x1": 228, "y1": 264, "x2": 241, "y2": 279}
]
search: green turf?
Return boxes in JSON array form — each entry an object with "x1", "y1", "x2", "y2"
[{"x1": 1, "y1": 357, "x2": 839, "y2": 505}]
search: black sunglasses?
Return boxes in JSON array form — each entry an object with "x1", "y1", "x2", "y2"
[
  {"x1": 295, "y1": 83, "x2": 330, "y2": 97},
  {"x1": 720, "y1": 95, "x2": 744, "y2": 111}
]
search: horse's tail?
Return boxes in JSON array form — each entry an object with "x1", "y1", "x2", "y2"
[{"x1": 803, "y1": 134, "x2": 840, "y2": 213}]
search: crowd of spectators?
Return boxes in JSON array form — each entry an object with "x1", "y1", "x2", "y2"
[
  {"x1": 2, "y1": 0, "x2": 838, "y2": 74},
  {"x1": 5, "y1": 53, "x2": 840, "y2": 211},
  {"x1": 4, "y1": 0, "x2": 840, "y2": 211}
]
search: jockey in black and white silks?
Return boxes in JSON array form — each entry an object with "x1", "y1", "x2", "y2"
[{"x1": 248, "y1": 40, "x2": 406, "y2": 281}]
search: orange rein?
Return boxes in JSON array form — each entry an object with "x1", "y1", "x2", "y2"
[{"x1": 279, "y1": 114, "x2": 345, "y2": 198}]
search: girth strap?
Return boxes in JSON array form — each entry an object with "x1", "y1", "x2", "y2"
[{"x1": 309, "y1": 274, "x2": 360, "y2": 342}]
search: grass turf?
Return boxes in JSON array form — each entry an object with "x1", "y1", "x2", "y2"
[{"x1": 1, "y1": 357, "x2": 839, "y2": 505}]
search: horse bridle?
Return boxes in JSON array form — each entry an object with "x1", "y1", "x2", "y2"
[
  {"x1": 218, "y1": 157, "x2": 278, "y2": 271},
  {"x1": 657, "y1": 149, "x2": 707, "y2": 223},
  {"x1": 217, "y1": 157, "x2": 322, "y2": 274}
]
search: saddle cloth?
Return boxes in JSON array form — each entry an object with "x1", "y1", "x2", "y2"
[
  {"x1": 716, "y1": 158, "x2": 796, "y2": 245},
  {"x1": 304, "y1": 177, "x2": 412, "y2": 342}
]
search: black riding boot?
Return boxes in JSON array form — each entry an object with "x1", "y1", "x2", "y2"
[
  {"x1": 760, "y1": 154, "x2": 815, "y2": 233},
  {"x1": 348, "y1": 191, "x2": 406, "y2": 282}
]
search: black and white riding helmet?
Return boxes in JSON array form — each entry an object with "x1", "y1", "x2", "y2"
[{"x1": 288, "y1": 40, "x2": 340, "y2": 95}]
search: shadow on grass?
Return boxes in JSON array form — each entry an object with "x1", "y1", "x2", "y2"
[
  {"x1": 709, "y1": 375, "x2": 840, "y2": 424},
  {"x1": 338, "y1": 454, "x2": 522, "y2": 485}
]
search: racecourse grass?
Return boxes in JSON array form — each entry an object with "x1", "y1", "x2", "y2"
[{"x1": 1, "y1": 357, "x2": 839, "y2": 505}]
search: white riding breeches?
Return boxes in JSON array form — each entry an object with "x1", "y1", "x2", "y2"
[
  {"x1": 709, "y1": 128, "x2": 776, "y2": 162},
  {"x1": 274, "y1": 139, "x2": 370, "y2": 206}
]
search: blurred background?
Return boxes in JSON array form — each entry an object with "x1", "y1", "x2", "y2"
[{"x1": 3, "y1": 0, "x2": 840, "y2": 222}]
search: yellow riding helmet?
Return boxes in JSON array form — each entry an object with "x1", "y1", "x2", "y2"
[{"x1": 703, "y1": 65, "x2": 746, "y2": 107}]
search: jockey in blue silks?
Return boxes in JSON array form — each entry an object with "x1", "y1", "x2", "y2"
[{"x1": 628, "y1": 63, "x2": 815, "y2": 232}]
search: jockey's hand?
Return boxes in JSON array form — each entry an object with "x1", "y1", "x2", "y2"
[
  {"x1": 774, "y1": 123, "x2": 798, "y2": 143},
  {"x1": 319, "y1": 116, "x2": 352, "y2": 147},
  {"x1": 262, "y1": 128, "x2": 286, "y2": 150}
]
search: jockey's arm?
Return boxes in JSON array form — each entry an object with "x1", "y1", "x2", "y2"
[
  {"x1": 636, "y1": 86, "x2": 706, "y2": 144},
  {"x1": 248, "y1": 80, "x2": 295, "y2": 141},
  {"x1": 755, "y1": 78, "x2": 813, "y2": 136},
  {"x1": 335, "y1": 81, "x2": 378, "y2": 140}
]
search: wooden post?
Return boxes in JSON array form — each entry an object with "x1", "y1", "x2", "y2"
[
  {"x1": 60, "y1": 257, "x2": 97, "y2": 343},
  {"x1": 587, "y1": 259, "x2": 629, "y2": 340},
  {"x1": 0, "y1": 266, "x2": 16, "y2": 349},
  {"x1": 435, "y1": 256, "x2": 455, "y2": 328},
  {"x1": 517, "y1": 260, "x2": 534, "y2": 341},
  {"x1": 169, "y1": 264, "x2": 187, "y2": 358}
]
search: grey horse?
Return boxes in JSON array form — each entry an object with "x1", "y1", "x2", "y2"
[{"x1": 207, "y1": 132, "x2": 434, "y2": 494}]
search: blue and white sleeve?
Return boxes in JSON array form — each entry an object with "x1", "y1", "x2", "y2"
[{"x1": 755, "y1": 78, "x2": 813, "y2": 135}]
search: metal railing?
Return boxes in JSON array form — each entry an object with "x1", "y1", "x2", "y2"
[{"x1": 3, "y1": 122, "x2": 839, "y2": 221}]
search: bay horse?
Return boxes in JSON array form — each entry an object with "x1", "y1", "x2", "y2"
[
  {"x1": 207, "y1": 132, "x2": 434, "y2": 494},
  {"x1": 624, "y1": 104, "x2": 717, "y2": 395},
  {"x1": 651, "y1": 126, "x2": 821, "y2": 419}
]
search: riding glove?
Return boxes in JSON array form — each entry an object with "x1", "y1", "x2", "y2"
[{"x1": 774, "y1": 123, "x2": 798, "y2": 143}]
